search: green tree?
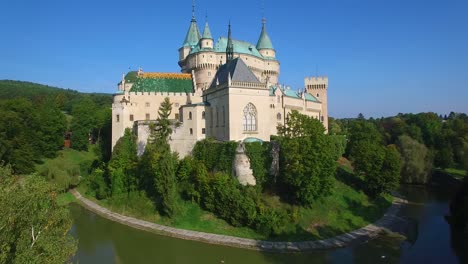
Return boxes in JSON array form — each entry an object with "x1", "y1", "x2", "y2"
[
  {"x1": 277, "y1": 111, "x2": 336, "y2": 205},
  {"x1": 109, "y1": 128, "x2": 138, "y2": 196},
  {"x1": 349, "y1": 120, "x2": 401, "y2": 197},
  {"x1": 70, "y1": 97, "x2": 98, "y2": 151},
  {"x1": 0, "y1": 168, "x2": 77, "y2": 263},
  {"x1": 36, "y1": 99, "x2": 67, "y2": 158},
  {"x1": 151, "y1": 97, "x2": 173, "y2": 141},
  {"x1": 141, "y1": 99, "x2": 178, "y2": 217},
  {"x1": 142, "y1": 140, "x2": 179, "y2": 217},
  {"x1": 397, "y1": 135, "x2": 432, "y2": 184}
]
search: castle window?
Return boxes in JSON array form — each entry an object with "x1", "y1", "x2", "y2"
[
  {"x1": 321, "y1": 116, "x2": 324, "y2": 122},
  {"x1": 116, "y1": 114, "x2": 120, "y2": 122},
  {"x1": 277, "y1": 113, "x2": 281, "y2": 120},
  {"x1": 242, "y1": 103, "x2": 257, "y2": 131},
  {"x1": 145, "y1": 102, "x2": 150, "y2": 107},
  {"x1": 175, "y1": 113, "x2": 179, "y2": 120},
  {"x1": 129, "y1": 114, "x2": 134, "y2": 121},
  {"x1": 175, "y1": 103, "x2": 179, "y2": 107},
  {"x1": 145, "y1": 114, "x2": 150, "y2": 120},
  {"x1": 208, "y1": 72, "x2": 211, "y2": 77},
  {"x1": 277, "y1": 95, "x2": 280, "y2": 103},
  {"x1": 206, "y1": 41, "x2": 208, "y2": 46},
  {"x1": 190, "y1": 128, "x2": 193, "y2": 135},
  {"x1": 188, "y1": 111, "x2": 192, "y2": 120},
  {"x1": 202, "y1": 128, "x2": 206, "y2": 134},
  {"x1": 317, "y1": 93, "x2": 320, "y2": 97},
  {"x1": 202, "y1": 111, "x2": 205, "y2": 119}
]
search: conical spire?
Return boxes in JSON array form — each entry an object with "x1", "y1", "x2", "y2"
[
  {"x1": 256, "y1": 18, "x2": 274, "y2": 50},
  {"x1": 202, "y1": 19, "x2": 212, "y2": 39},
  {"x1": 226, "y1": 21, "x2": 234, "y2": 62},
  {"x1": 182, "y1": 0, "x2": 201, "y2": 47}
]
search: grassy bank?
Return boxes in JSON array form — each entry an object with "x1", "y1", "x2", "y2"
[
  {"x1": 440, "y1": 168, "x2": 467, "y2": 178},
  {"x1": 36, "y1": 148, "x2": 97, "y2": 191},
  {"x1": 78, "y1": 166, "x2": 392, "y2": 241}
]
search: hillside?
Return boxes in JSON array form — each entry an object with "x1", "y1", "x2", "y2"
[{"x1": 0, "y1": 80, "x2": 112, "y2": 112}]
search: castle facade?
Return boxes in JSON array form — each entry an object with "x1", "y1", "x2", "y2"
[{"x1": 112, "y1": 10, "x2": 329, "y2": 157}]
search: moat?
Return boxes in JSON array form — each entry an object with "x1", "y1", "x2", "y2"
[{"x1": 70, "y1": 185, "x2": 464, "y2": 263}]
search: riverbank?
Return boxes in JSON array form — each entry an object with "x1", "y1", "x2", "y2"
[{"x1": 71, "y1": 189, "x2": 408, "y2": 252}]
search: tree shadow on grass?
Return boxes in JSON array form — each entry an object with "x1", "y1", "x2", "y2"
[{"x1": 336, "y1": 166, "x2": 366, "y2": 193}]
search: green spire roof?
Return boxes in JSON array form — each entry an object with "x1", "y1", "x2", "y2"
[
  {"x1": 182, "y1": 18, "x2": 201, "y2": 47},
  {"x1": 202, "y1": 21, "x2": 212, "y2": 39},
  {"x1": 256, "y1": 18, "x2": 274, "y2": 50}
]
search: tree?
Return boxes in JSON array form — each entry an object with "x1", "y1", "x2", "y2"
[
  {"x1": 397, "y1": 135, "x2": 432, "y2": 184},
  {"x1": 0, "y1": 167, "x2": 77, "y2": 263},
  {"x1": 70, "y1": 97, "x2": 98, "y2": 150},
  {"x1": 142, "y1": 140, "x2": 179, "y2": 217},
  {"x1": 277, "y1": 111, "x2": 336, "y2": 205},
  {"x1": 348, "y1": 120, "x2": 400, "y2": 197},
  {"x1": 108, "y1": 128, "x2": 138, "y2": 196},
  {"x1": 141, "y1": 99, "x2": 178, "y2": 217},
  {"x1": 36, "y1": 99, "x2": 67, "y2": 158},
  {"x1": 151, "y1": 97, "x2": 173, "y2": 142}
]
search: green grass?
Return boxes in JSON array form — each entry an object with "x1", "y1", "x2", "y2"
[
  {"x1": 443, "y1": 168, "x2": 467, "y2": 178},
  {"x1": 56, "y1": 192, "x2": 76, "y2": 206},
  {"x1": 36, "y1": 148, "x2": 97, "y2": 191},
  {"x1": 78, "y1": 163, "x2": 393, "y2": 241}
]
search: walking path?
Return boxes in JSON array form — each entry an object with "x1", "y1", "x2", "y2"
[{"x1": 71, "y1": 189, "x2": 408, "y2": 252}]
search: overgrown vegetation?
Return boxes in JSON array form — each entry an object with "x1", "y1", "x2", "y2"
[{"x1": 0, "y1": 164, "x2": 77, "y2": 263}]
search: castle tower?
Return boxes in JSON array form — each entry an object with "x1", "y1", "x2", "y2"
[
  {"x1": 199, "y1": 19, "x2": 213, "y2": 49},
  {"x1": 256, "y1": 18, "x2": 279, "y2": 84},
  {"x1": 305, "y1": 76, "x2": 329, "y2": 131},
  {"x1": 256, "y1": 18, "x2": 275, "y2": 58},
  {"x1": 178, "y1": 1, "x2": 201, "y2": 64}
]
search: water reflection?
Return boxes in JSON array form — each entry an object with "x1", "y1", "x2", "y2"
[{"x1": 70, "y1": 184, "x2": 461, "y2": 264}]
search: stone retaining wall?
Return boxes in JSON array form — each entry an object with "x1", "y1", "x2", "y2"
[{"x1": 71, "y1": 189, "x2": 408, "y2": 252}]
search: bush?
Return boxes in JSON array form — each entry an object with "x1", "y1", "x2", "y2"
[
  {"x1": 192, "y1": 139, "x2": 237, "y2": 175},
  {"x1": 244, "y1": 142, "x2": 271, "y2": 188},
  {"x1": 329, "y1": 135, "x2": 347, "y2": 161}
]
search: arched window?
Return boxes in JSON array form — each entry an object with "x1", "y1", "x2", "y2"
[
  {"x1": 188, "y1": 111, "x2": 192, "y2": 120},
  {"x1": 243, "y1": 103, "x2": 257, "y2": 131},
  {"x1": 202, "y1": 111, "x2": 206, "y2": 119},
  {"x1": 277, "y1": 113, "x2": 282, "y2": 120}
]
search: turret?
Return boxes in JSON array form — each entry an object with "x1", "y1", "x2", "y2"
[
  {"x1": 305, "y1": 76, "x2": 329, "y2": 131},
  {"x1": 256, "y1": 18, "x2": 275, "y2": 58},
  {"x1": 178, "y1": 2, "x2": 201, "y2": 62},
  {"x1": 199, "y1": 19, "x2": 213, "y2": 49}
]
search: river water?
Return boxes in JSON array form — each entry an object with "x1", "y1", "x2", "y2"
[{"x1": 70, "y1": 185, "x2": 465, "y2": 263}]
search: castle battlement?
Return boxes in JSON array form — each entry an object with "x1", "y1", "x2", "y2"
[
  {"x1": 231, "y1": 81, "x2": 268, "y2": 89},
  {"x1": 120, "y1": 92, "x2": 197, "y2": 97}
]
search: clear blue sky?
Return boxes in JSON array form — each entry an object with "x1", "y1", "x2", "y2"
[{"x1": 1, "y1": 0, "x2": 467, "y2": 118}]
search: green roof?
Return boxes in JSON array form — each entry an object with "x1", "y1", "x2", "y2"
[
  {"x1": 304, "y1": 93, "x2": 319, "y2": 102},
  {"x1": 129, "y1": 77, "x2": 193, "y2": 93},
  {"x1": 256, "y1": 22, "x2": 274, "y2": 50},
  {"x1": 243, "y1": 137, "x2": 264, "y2": 143},
  {"x1": 213, "y1": 37, "x2": 263, "y2": 58},
  {"x1": 125, "y1": 71, "x2": 138, "y2": 83},
  {"x1": 202, "y1": 21, "x2": 212, "y2": 39},
  {"x1": 277, "y1": 85, "x2": 301, "y2": 98},
  {"x1": 183, "y1": 19, "x2": 201, "y2": 47}
]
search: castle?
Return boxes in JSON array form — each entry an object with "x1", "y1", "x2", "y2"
[{"x1": 112, "y1": 7, "x2": 329, "y2": 157}]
